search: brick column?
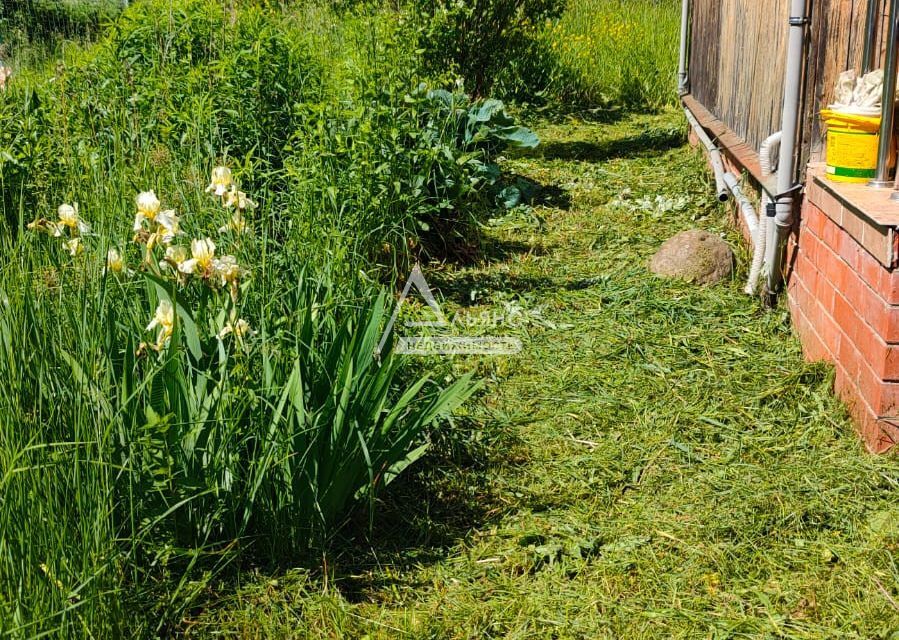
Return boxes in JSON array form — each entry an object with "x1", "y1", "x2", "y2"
[{"x1": 788, "y1": 189, "x2": 899, "y2": 452}]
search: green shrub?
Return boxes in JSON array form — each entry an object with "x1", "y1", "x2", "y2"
[
  {"x1": 0, "y1": 0, "x2": 324, "y2": 231},
  {"x1": 412, "y1": 0, "x2": 565, "y2": 98},
  {"x1": 0, "y1": 0, "x2": 537, "y2": 275},
  {"x1": 284, "y1": 83, "x2": 539, "y2": 277},
  {"x1": 0, "y1": 2, "x2": 527, "y2": 632},
  {"x1": 74, "y1": 0, "x2": 324, "y2": 170}
]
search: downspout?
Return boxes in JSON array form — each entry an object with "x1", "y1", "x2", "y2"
[
  {"x1": 678, "y1": 0, "x2": 691, "y2": 94},
  {"x1": 765, "y1": 0, "x2": 809, "y2": 298}
]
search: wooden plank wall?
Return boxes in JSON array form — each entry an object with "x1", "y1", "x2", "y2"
[
  {"x1": 690, "y1": 0, "x2": 881, "y2": 168},
  {"x1": 689, "y1": 0, "x2": 791, "y2": 153}
]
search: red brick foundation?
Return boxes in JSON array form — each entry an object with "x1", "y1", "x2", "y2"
[
  {"x1": 787, "y1": 186, "x2": 899, "y2": 452},
  {"x1": 690, "y1": 126, "x2": 899, "y2": 452}
]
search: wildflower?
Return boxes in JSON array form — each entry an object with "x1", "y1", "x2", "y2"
[
  {"x1": 105, "y1": 248, "x2": 128, "y2": 275},
  {"x1": 218, "y1": 318, "x2": 255, "y2": 343},
  {"x1": 146, "y1": 299, "x2": 174, "y2": 350},
  {"x1": 218, "y1": 211, "x2": 249, "y2": 235},
  {"x1": 212, "y1": 254, "x2": 246, "y2": 301},
  {"x1": 135, "y1": 191, "x2": 161, "y2": 221},
  {"x1": 223, "y1": 186, "x2": 256, "y2": 212},
  {"x1": 146, "y1": 209, "x2": 180, "y2": 249},
  {"x1": 159, "y1": 245, "x2": 189, "y2": 272},
  {"x1": 178, "y1": 238, "x2": 216, "y2": 277},
  {"x1": 213, "y1": 254, "x2": 242, "y2": 283},
  {"x1": 27, "y1": 202, "x2": 90, "y2": 238},
  {"x1": 206, "y1": 166, "x2": 233, "y2": 197},
  {"x1": 134, "y1": 191, "x2": 163, "y2": 236},
  {"x1": 26, "y1": 218, "x2": 63, "y2": 237},
  {"x1": 63, "y1": 238, "x2": 83, "y2": 257},
  {"x1": 57, "y1": 203, "x2": 91, "y2": 235}
]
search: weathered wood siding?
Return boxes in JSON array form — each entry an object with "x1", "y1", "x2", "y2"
[{"x1": 690, "y1": 0, "x2": 883, "y2": 167}]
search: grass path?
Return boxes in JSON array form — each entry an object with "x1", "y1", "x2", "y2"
[{"x1": 190, "y1": 111, "x2": 899, "y2": 639}]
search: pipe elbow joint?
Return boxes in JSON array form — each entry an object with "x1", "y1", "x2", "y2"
[{"x1": 774, "y1": 200, "x2": 795, "y2": 229}]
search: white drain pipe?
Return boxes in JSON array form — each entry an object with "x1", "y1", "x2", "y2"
[
  {"x1": 724, "y1": 172, "x2": 758, "y2": 239},
  {"x1": 746, "y1": 132, "x2": 781, "y2": 295},
  {"x1": 684, "y1": 108, "x2": 730, "y2": 203},
  {"x1": 684, "y1": 107, "x2": 764, "y2": 251},
  {"x1": 765, "y1": 0, "x2": 809, "y2": 297}
]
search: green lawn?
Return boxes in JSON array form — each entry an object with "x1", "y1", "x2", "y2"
[{"x1": 184, "y1": 111, "x2": 899, "y2": 638}]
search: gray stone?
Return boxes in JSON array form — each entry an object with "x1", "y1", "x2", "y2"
[{"x1": 650, "y1": 229, "x2": 734, "y2": 285}]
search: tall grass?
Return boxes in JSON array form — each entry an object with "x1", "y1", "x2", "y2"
[
  {"x1": 545, "y1": 0, "x2": 680, "y2": 109},
  {"x1": 0, "y1": 0, "x2": 123, "y2": 70},
  {"x1": 0, "y1": 0, "x2": 505, "y2": 634},
  {"x1": 0, "y1": 0, "x2": 686, "y2": 634}
]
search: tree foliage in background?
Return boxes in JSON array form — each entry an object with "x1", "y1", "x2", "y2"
[
  {"x1": 413, "y1": 0, "x2": 564, "y2": 98},
  {"x1": 0, "y1": 0, "x2": 122, "y2": 40}
]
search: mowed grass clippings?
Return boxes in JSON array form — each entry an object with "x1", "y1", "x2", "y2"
[{"x1": 186, "y1": 111, "x2": 899, "y2": 639}]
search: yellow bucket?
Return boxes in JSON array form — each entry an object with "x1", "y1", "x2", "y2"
[{"x1": 821, "y1": 109, "x2": 882, "y2": 183}]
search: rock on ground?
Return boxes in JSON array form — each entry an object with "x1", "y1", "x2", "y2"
[{"x1": 650, "y1": 229, "x2": 734, "y2": 285}]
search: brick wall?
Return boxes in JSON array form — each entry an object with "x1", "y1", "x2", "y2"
[
  {"x1": 689, "y1": 129, "x2": 899, "y2": 452},
  {"x1": 787, "y1": 190, "x2": 899, "y2": 452}
]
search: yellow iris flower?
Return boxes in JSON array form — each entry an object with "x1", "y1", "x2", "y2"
[
  {"x1": 57, "y1": 203, "x2": 91, "y2": 235},
  {"x1": 218, "y1": 318, "x2": 255, "y2": 345},
  {"x1": 146, "y1": 300, "x2": 174, "y2": 350},
  {"x1": 218, "y1": 212, "x2": 249, "y2": 235},
  {"x1": 206, "y1": 167, "x2": 233, "y2": 197},
  {"x1": 178, "y1": 238, "x2": 216, "y2": 277},
  {"x1": 63, "y1": 237, "x2": 83, "y2": 257},
  {"x1": 223, "y1": 186, "x2": 256, "y2": 211},
  {"x1": 106, "y1": 248, "x2": 126, "y2": 274}
]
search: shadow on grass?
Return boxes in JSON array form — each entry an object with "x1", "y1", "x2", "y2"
[
  {"x1": 168, "y1": 418, "x2": 522, "y2": 633},
  {"x1": 504, "y1": 175, "x2": 571, "y2": 210},
  {"x1": 539, "y1": 126, "x2": 686, "y2": 162},
  {"x1": 525, "y1": 105, "x2": 630, "y2": 126},
  {"x1": 328, "y1": 413, "x2": 527, "y2": 603},
  {"x1": 176, "y1": 411, "x2": 527, "y2": 619},
  {"x1": 483, "y1": 237, "x2": 552, "y2": 262},
  {"x1": 530, "y1": 183, "x2": 572, "y2": 209},
  {"x1": 427, "y1": 269, "x2": 614, "y2": 308},
  {"x1": 426, "y1": 270, "x2": 558, "y2": 308}
]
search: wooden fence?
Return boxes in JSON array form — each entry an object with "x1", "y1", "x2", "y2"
[{"x1": 689, "y1": 0, "x2": 887, "y2": 171}]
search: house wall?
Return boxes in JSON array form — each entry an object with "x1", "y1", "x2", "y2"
[
  {"x1": 689, "y1": 0, "x2": 880, "y2": 167},
  {"x1": 787, "y1": 178, "x2": 899, "y2": 452},
  {"x1": 690, "y1": 0, "x2": 791, "y2": 154},
  {"x1": 691, "y1": 136, "x2": 899, "y2": 453}
]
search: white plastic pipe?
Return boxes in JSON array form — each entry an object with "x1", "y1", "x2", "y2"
[
  {"x1": 759, "y1": 132, "x2": 782, "y2": 177},
  {"x1": 765, "y1": 0, "x2": 808, "y2": 296},
  {"x1": 684, "y1": 108, "x2": 730, "y2": 202},
  {"x1": 746, "y1": 132, "x2": 781, "y2": 295},
  {"x1": 684, "y1": 105, "x2": 770, "y2": 278},
  {"x1": 724, "y1": 172, "x2": 758, "y2": 238},
  {"x1": 683, "y1": 106, "x2": 768, "y2": 248}
]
